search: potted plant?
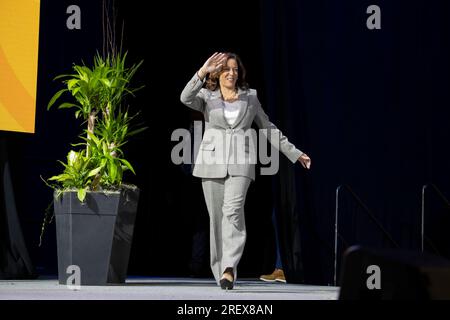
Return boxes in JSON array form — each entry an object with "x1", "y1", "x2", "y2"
[{"x1": 44, "y1": 52, "x2": 145, "y2": 285}]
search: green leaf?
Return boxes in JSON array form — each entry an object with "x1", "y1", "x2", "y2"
[
  {"x1": 87, "y1": 131, "x2": 101, "y2": 147},
  {"x1": 56, "y1": 160, "x2": 68, "y2": 169},
  {"x1": 53, "y1": 73, "x2": 75, "y2": 80},
  {"x1": 47, "y1": 88, "x2": 68, "y2": 110},
  {"x1": 109, "y1": 160, "x2": 117, "y2": 182},
  {"x1": 70, "y1": 142, "x2": 85, "y2": 147},
  {"x1": 128, "y1": 126, "x2": 148, "y2": 137},
  {"x1": 87, "y1": 166, "x2": 102, "y2": 177},
  {"x1": 119, "y1": 159, "x2": 136, "y2": 175},
  {"x1": 57, "y1": 102, "x2": 79, "y2": 110},
  {"x1": 67, "y1": 79, "x2": 79, "y2": 90},
  {"x1": 100, "y1": 78, "x2": 112, "y2": 88},
  {"x1": 77, "y1": 188, "x2": 87, "y2": 202},
  {"x1": 72, "y1": 87, "x2": 81, "y2": 96},
  {"x1": 48, "y1": 173, "x2": 72, "y2": 182},
  {"x1": 102, "y1": 141, "x2": 109, "y2": 155}
]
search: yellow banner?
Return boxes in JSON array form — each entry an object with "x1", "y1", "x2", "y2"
[{"x1": 0, "y1": 0, "x2": 40, "y2": 133}]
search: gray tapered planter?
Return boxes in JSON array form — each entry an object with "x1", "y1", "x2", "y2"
[{"x1": 54, "y1": 186, "x2": 139, "y2": 285}]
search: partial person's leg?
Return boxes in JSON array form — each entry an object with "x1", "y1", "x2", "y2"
[
  {"x1": 201, "y1": 178, "x2": 225, "y2": 284},
  {"x1": 272, "y1": 207, "x2": 283, "y2": 270},
  {"x1": 260, "y1": 207, "x2": 286, "y2": 283},
  {"x1": 221, "y1": 175, "x2": 252, "y2": 282},
  {"x1": 272, "y1": 207, "x2": 286, "y2": 282}
]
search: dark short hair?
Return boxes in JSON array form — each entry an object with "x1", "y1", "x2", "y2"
[{"x1": 205, "y1": 52, "x2": 249, "y2": 91}]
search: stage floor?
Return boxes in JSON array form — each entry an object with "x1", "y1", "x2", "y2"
[{"x1": 0, "y1": 277, "x2": 339, "y2": 300}]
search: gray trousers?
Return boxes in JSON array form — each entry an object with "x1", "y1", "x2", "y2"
[{"x1": 201, "y1": 175, "x2": 252, "y2": 285}]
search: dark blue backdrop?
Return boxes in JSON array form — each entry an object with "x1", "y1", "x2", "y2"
[
  {"x1": 260, "y1": 0, "x2": 450, "y2": 284},
  {"x1": 2, "y1": 0, "x2": 450, "y2": 285}
]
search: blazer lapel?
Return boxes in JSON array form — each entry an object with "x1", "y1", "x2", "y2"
[
  {"x1": 230, "y1": 88, "x2": 249, "y2": 129},
  {"x1": 208, "y1": 91, "x2": 229, "y2": 128}
]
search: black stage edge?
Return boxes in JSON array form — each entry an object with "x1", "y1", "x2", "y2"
[{"x1": 0, "y1": 300, "x2": 446, "y2": 319}]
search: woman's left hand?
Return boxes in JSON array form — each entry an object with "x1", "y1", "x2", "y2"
[{"x1": 298, "y1": 153, "x2": 311, "y2": 169}]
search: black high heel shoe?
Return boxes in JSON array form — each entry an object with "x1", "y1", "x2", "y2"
[
  {"x1": 220, "y1": 278, "x2": 234, "y2": 290},
  {"x1": 220, "y1": 268, "x2": 234, "y2": 290}
]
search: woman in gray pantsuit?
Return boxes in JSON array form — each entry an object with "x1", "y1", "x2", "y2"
[{"x1": 180, "y1": 52, "x2": 311, "y2": 290}]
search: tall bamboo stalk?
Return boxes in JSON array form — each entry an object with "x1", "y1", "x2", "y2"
[{"x1": 86, "y1": 112, "x2": 96, "y2": 157}]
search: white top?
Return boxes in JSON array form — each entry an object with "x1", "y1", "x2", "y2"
[{"x1": 223, "y1": 101, "x2": 240, "y2": 126}]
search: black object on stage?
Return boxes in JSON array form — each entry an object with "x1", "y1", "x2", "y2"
[{"x1": 339, "y1": 245, "x2": 450, "y2": 300}]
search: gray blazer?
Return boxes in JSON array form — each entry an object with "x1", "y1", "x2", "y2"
[{"x1": 180, "y1": 73, "x2": 303, "y2": 180}]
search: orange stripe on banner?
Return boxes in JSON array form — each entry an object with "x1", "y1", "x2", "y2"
[{"x1": 0, "y1": 46, "x2": 35, "y2": 130}]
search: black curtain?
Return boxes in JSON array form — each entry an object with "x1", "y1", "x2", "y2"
[
  {"x1": 261, "y1": 0, "x2": 450, "y2": 285},
  {"x1": 0, "y1": 135, "x2": 35, "y2": 279},
  {"x1": 5, "y1": 0, "x2": 450, "y2": 285}
]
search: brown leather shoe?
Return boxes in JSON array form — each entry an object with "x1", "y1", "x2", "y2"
[{"x1": 259, "y1": 268, "x2": 286, "y2": 283}]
